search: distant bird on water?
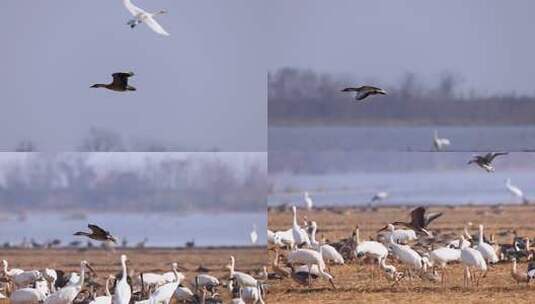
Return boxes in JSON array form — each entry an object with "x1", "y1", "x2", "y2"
[
  {"x1": 371, "y1": 191, "x2": 389, "y2": 203},
  {"x1": 468, "y1": 152, "x2": 508, "y2": 172},
  {"x1": 91, "y1": 72, "x2": 136, "y2": 92},
  {"x1": 341, "y1": 85, "x2": 387, "y2": 101},
  {"x1": 74, "y1": 224, "x2": 118, "y2": 243},
  {"x1": 304, "y1": 192, "x2": 313, "y2": 210},
  {"x1": 433, "y1": 130, "x2": 451, "y2": 151},
  {"x1": 505, "y1": 178, "x2": 529, "y2": 204},
  {"x1": 123, "y1": 0, "x2": 170, "y2": 36}
]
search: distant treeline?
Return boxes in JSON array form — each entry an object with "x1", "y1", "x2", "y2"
[
  {"x1": 0, "y1": 155, "x2": 266, "y2": 213},
  {"x1": 268, "y1": 68, "x2": 535, "y2": 126}
]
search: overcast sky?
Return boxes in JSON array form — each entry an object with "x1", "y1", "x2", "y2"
[
  {"x1": 267, "y1": 0, "x2": 535, "y2": 96},
  {"x1": 0, "y1": 0, "x2": 269, "y2": 151}
]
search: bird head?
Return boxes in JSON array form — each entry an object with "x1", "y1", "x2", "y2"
[{"x1": 90, "y1": 84, "x2": 105, "y2": 88}]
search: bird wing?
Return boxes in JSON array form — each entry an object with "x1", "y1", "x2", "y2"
[
  {"x1": 356, "y1": 91, "x2": 371, "y2": 101},
  {"x1": 488, "y1": 152, "x2": 508, "y2": 162},
  {"x1": 360, "y1": 86, "x2": 382, "y2": 92},
  {"x1": 144, "y1": 16, "x2": 170, "y2": 36},
  {"x1": 341, "y1": 87, "x2": 360, "y2": 92},
  {"x1": 410, "y1": 207, "x2": 426, "y2": 228},
  {"x1": 123, "y1": 0, "x2": 146, "y2": 16},
  {"x1": 111, "y1": 73, "x2": 131, "y2": 87},
  {"x1": 424, "y1": 212, "x2": 443, "y2": 226},
  {"x1": 88, "y1": 224, "x2": 109, "y2": 236}
]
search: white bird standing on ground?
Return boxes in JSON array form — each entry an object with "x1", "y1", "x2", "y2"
[
  {"x1": 474, "y1": 224, "x2": 499, "y2": 264},
  {"x1": 44, "y1": 260, "x2": 94, "y2": 304},
  {"x1": 250, "y1": 224, "x2": 258, "y2": 245},
  {"x1": 148, "y1": 263, "x2": 180, "y2": 304},
  {"x1": 287, "y1": 248, "x2": 336, "y2": 288},
  {"x1": 227, "y1": 256, "x2": 258, "y2": 288},
  {"x1": 309, "y1": 222, "x2": 344, "y2": 265},
  {"x1": 10, "y1": 287, "x2": 47, "y2": 304},
  {"x1": 291, "y1": 206, "x2": 310, "y2": 248},
  {"x1": 433, "y1": 130, "x2": 451, "y2": 151},
  {"x1": 267, "y1": 230, "x2": 285, "y2": 248},
  {"x1": 505, "y1": 178, "x2": 529, "y2": 204},
  {"x1": 115, "y1": 255, "x2": 131, "y2": 304},
  {"x1": 304, "y1": 192, "x2": 313, "y2": 210},
  {"x1": 123, "y1": 0, "x2": 170, "y2": 36},
  {"x1": 429, "y1": 246, "x2": 462, "y2": 285},
  {"x1": 459, "y1": 235, "x2": 487, "y2": 287},
  {"x1": 89, "y1": 275, "x2": 114, "y2": 304},
  {"x1": 387, "y1": 235, "x2": 427, "y2": 279},
  {"x1": 43, "y1": 268, "x2": 57, "y2": 293},
  {"x1": 354, "y1": 225, "x2": 388, "y2": 280},
  {"x1": 11, "y1": 270, "x2": 42, "y2": 289}
]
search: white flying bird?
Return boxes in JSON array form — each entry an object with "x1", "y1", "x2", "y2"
[{"x1": 123, "y1": 0, "x2": 170, "y2": 36}]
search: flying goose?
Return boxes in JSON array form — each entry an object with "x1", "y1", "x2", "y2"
[
  {"x1": 91, "y1": 72, "x2": 136, "y2": 92},
  {"x1": 74, "y1": 224, "x2": 118, "y2": 243},
  {"x1": 380, "y1": 206, "x2": 442, "y2": 236},
  {"x1": 467, "y1": 152, "x2": 508, "y2": 172},
  {"x1": 124, "y1": 0, "x2": 170, "y2": 36},
  {"x1": 341, "y1": 85, "x2": 387, "y2": 101}
]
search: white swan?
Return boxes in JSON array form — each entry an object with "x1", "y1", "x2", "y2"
[
  {"x1": 433, "y1": 130, "x2": 450, "y2": 151},
  {"x1": 123, "y1": 0, "x2": 170, "y2": 36},
  {"x1": 115, "y1": 255, "x2": 131, "y2": 304}
]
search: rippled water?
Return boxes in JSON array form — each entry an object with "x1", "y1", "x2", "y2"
[
  {"x1": 0, "y1": 212, "x2": 266, "y2": 247},
  {"x1": 269, "y1": 126, "x2": 535, "y2": 152}
]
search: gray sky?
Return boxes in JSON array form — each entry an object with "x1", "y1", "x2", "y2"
[
  {"x1": 267, "y1": 0, "x2": 535, "y2": 96},
  {"x1": 0, "y1": 0, "x2": 268, "y2": 151}
]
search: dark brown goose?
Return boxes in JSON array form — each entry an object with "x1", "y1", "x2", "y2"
[
  {"x1": 468, "y1": 152, "x2": 508, "y2": 172},
  {"x1": 74, "y1": 224, "x2": 118, "y2": 243},
  {"x1": 91, "y1": 72, "x2": 136, "y2": 92},
  {"x1": 341, "y1": 85, "x2": 387, "y2": 101},
  {"x1": 379, "y1": 206, "x2": 442, "y2": 236}
]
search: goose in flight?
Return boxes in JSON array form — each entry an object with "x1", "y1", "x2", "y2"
[
  {"x1": 91, "y1": 72, "x2": 136, "y2": 92},
  {"x1": 124, "y1": 0, "x2": 170, "y2": 36},
  {"x1": 433, "y1": 130, "x2": 451, "y2": 151},
  {"x1": 380, "y1": 206, "x2": 442, "y2": 237},
  {"x1": 468, "y1": 152, "x2": 508, "y2": 172},
  {"x1": 341, "y1": 85, "x2": 387, "y2": 101},
  {"x1": 74, "y1": 224, "x2": 118, "y2": 243}
]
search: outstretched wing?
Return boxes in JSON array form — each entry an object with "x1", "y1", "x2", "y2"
[
  {"x1": 111, "y1": 73, "x2": 132, "y2": 87},
  {"x1": 424, "y1": 212, "x2": 443, "y2": 226},
  {"x1": 488, "y1": 152, "x2": 508, "y2": 162},
  {"x1": 88, "y1": 224, "x2": 109, "y2": 236},
  {"x1": 123, "y1": 0, "x2": 146, "y2": 16},
  {"x1": 356, "y1": 91, "x2": 371, "y2": 101},
  {"x1": 341, "y1": 87, "x2": 360, "y2": 92},
  {"x1": 410, "y1": 206, "x2": 426, "y2": 229},
  {"x1": 144, "y1": 17, "x2": 170, "y2": 36}
]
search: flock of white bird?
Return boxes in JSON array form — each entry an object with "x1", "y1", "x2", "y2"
[
  {"x1": 267, "y1": 202, "x2": 535, "y2": 292},
  {"x1": 0, "y1": 254, "x2": 268, "y2": 304}
]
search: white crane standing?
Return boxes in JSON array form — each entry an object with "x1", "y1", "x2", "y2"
[
  {"x1": 474, "y1": 224, "x2": 499, "y2": 264},
  {"x1": 459, "y1": 235, "x2": 487, "y2": 287},
  {"x1": 433, "y1": 130, "x2": 451, "y2": 151},
  {"x1": 387, "y1": 235, "x2": 427, "y2": 280},
  {"x1": 429, "y1": 246, "x2": 462, "y2": 285},
  {"x1": 227, "y1": 256, "x2": 258, "y2": 288},
  {"x1": 287, "y1": 248, "x2": 336, "y2": 289},
  {"x1": 309, "y1": 222, "x2": 344, "y2": 266},
  {"x1": 354, "y1": 225, "x2": 388, "y2": 280},
  {"x1": 304, "y1": 192, "x2": 313, "y2": 210},
  {"x1": 44, "y1": 260, "x2": 94, "y2": 304},
  {"x1": 250, "y1": 224, "x2": 258, "y2": 245},
  {"x1": 148, "y1": 263, "x2": 180, "y2": 304},
  {"x1": 291, "y1": 206, "x2": 310, "y2": 248},
  {"x1": 115, "y1": 255, "x2": 132, "y2": 304}
]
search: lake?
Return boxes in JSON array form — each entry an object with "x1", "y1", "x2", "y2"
[
  {"x1": 0, "y1": 212, "x2": 266, "y2": 247},
  {"x1": 269, "y1": 126, "x2": 535, "y2": 152}
]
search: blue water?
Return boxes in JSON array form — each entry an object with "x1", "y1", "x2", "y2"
[
  {"x1": 269, "y1": 170, "x2": 535, "y2": 207},
  {"x1": 269, "y1": 126, "x2": 535, "y2": 152},
  {"x1": 0, "y1": 212, "x2": 266, "y2": 247}
]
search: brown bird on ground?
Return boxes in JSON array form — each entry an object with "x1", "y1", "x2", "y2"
[
  {"x1": 91, "y1": 72, "x2": 136, "y2": 92},
  {"x1": 74, "y1": 224, "x2": 118, "y2": 243}
]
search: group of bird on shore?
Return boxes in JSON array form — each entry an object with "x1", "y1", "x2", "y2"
[
  {"x1": 267, "y1": 205, "x2": 535, "y2": 290},
  {"x1": 0, "y1": 224, "x2": 267, "y2": 304}
]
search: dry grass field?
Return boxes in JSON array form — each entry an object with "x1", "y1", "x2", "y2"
[
  {"x1": 0, "y1": 247, "x2": 266, "y2": 303},
  {"x1": 266, "y1": 205, "x2": 535, "y2": 304}
]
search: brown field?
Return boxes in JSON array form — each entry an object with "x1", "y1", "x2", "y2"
[
  {"x1": 0, "y1": 247, "x2": 266, "y2": 303},
  {"x1": 267, "y1": 205, "x2": 535, "y2": 304}
]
